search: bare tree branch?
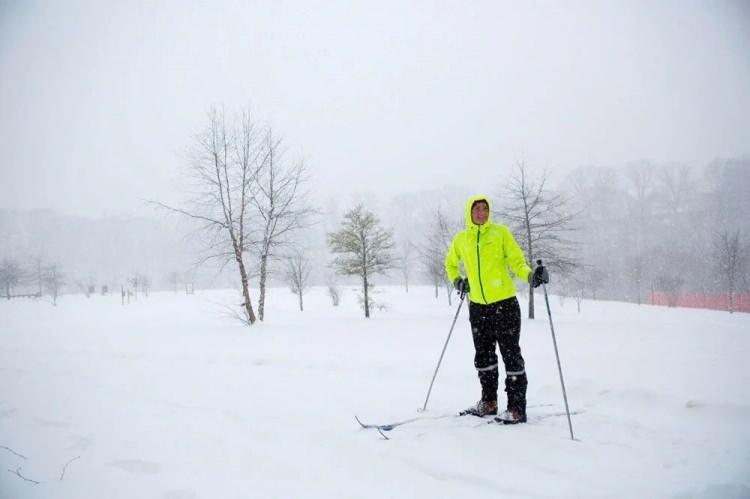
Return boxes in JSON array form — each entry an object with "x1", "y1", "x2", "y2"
[
  {"x1": 60, "y1": 456, "x2": 80, "y2": 481},
  {"x1": 8, "y1": 467, "x2": 39, "y2": 485},
  {"x1": 249, "y1": 129, "x2": 316, "y2": 321},
  {"x1": 1, "y1": 446, "x2": 27, "y2": 460},
  {"x1": 153, "y1": 107, "x2": 262, "y2": 324},
  {"x1": 497, "y1": 161, "x2": 579, "y2": 318},
  {"x1": 147, "y1": 201, "x2": 227, "y2": 228}
]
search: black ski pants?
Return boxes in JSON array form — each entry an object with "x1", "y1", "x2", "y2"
[{"x1": 468, "y1": 296, "x2": 527, "y2": 414}]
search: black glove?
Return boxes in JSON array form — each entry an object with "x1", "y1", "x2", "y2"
[
  {"x1": 529, "y1": 265, "x2": 549, "y2": 288},
  {"x1": 453, "y1": 277, "x2": 470, "y2": 295}
]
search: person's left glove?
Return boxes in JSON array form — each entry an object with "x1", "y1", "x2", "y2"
[
  {"x1": 453, "y1": 277, "x2": 470, "y2": 295},
  {"x1": 528, "y1": 265, "x2": 549, "y2": 288}
]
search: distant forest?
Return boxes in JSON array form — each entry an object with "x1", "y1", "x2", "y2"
[{"x1": 1, "y1": 157, "x2": 748, "y2": 312}]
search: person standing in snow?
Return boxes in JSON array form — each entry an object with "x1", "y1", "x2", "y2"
[{"x1": 445, "y1": 195, "x2": 548, "y2": 424}]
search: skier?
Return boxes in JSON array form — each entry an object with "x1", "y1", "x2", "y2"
[{"x1": 445, "y1": 195, "x2": 548, "y2": 424}]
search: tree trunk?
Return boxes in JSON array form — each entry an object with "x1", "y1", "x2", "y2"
[
  {"x1": 37, "y1": 260, "x2": 43, "y2": 298},
  {"x1": 258, "y1": 252, "x2": 268, "y2": 321},
  {"x1": 298, "y1": 290, "x2": 303, "y2": 311},
  {"x1": 235, "y1": 249, "x2": 256, "y2": 325},
  {"x1": 635, "y1": 273, "x2": 641, "y2": 305},
  {"x1": 363, "y1": 270, "x2": 370, "y2": 318}
]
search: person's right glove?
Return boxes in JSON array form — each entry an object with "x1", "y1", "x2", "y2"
[
  {"x1": 453, "y1": 277, "x2": 470, "y2": 295},
  {"x1": 529, "y1": 265, "x2": 549, "y2": 288}
]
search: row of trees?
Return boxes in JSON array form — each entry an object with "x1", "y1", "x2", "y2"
[
  {"x1": 558, "y1": 158, "x2": 750, "y2": 312},
  {"x1": 158, "y1": 104, "x2": 402, "y2": 321},
  {"x1": 409, "y1": 163, "x2": 577, "y2": 319},
  {"x1": 0, "y1": 256, "x2": 200, "y2": 305},
  {"x1": 7, "y1": 105, "x2": 744, "y2": 320},
  {"x1": 159, "y1": 107, "x2": 425, "y2": 322},
  {"x1": 170, "y1": 114, "x2": 748, "y2": 323},
  {"x1": 387, "y1": 159, "x2": 749, "y2": 317},
  {"x1": 0, "y1": 257, "x2": 64, "y2": 304},
  {"x1": 324, "y1": 163, "x2": 577, "y2": 320}
]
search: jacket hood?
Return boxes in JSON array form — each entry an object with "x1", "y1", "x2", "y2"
[{"x1": 465, "y1": 195, "x2": 492, "y2": 229}]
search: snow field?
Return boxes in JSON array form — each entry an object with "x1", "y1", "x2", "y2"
[{"x1": 0, "y1": 286, "x2": 748, "y2": 498}]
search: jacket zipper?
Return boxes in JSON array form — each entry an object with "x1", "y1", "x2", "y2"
[{"x1": 476, "y1": 229, "x2": 488, "y2": 304}]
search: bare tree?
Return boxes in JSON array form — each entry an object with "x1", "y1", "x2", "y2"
[
  {"x1": 166, "y1": 271, "x2": 180, "y2": 294},
  {"x1": 563, "y1": 166, "x2": 623, "y2": 302},
  {"x1": 140, "y1": 274, "x2": 151, "y2": 297},
  {"x1": 128, "y1": 274, "x2": 140, "y2": 300},
  {"x1": 399, "y1": 240, "x2": 413, "y2": 293},
  {"x1": 0, "y1": 258, "x2": 22, "y2": 299},
  {"x1": 570, "y1": 276, "x2": 585, "y2": 313},
  {"x1": 498, "y1": 162, "x2": 577, "y2": 319},
  {"x1": 654, "y1": 275, "x2": 685, "y2": 307},
  {"x1": 44, "y1": 264, "x2": 64, "y2": 306},
  {"x1": 585, "y1": 266, "x2": 605, "y2": 301},
  {"x1": 424, "y1": 253, "x2": 446, "y2": 301},
  {"x1": 249, "y1": 129, "x2": 314, "y2": 321},
  {"x1": 418, "y1": 209, "x2": 460, "y2": 303},
  {"x1": 327, "y1": 284, "x2": 341, "y2": 306},
  {"x1": 328, "y1": 204, "x2": 395, "y2": 318},
  {"x1": 656, "y1": 164, "x2": 693, "y2": 217},
  {"x1": 74, "y1": 277, "x2": 96, "y2": 298},
  {"x1": 284, "y1": 249, "x2": 312, "y2": 311},
  {"x1": 714, "y1": 229, "x2": 748, "y2": 313},
  {"x1": 32, "y1": 254, "x2": 44, "y2": 298},
  {"x1": 623, "y1": 161, "x2": 657, "y2": 305},
  {"x1": 153, "y1": 108, "x2": 261, "y2": 325},
  {"x1": 183, "y1": 270, "x2": 195, "y2": 295},
  {"x1": 704, "y1": 158, "x2": 750, "y2": 233}
]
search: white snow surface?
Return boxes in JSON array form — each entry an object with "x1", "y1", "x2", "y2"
[{"x1": 1, "y1": 286, "x2": 748, "y2": 499}]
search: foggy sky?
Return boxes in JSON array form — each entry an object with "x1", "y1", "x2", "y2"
[{"x1": 1, "y1": 0, "x2": 749, "y2": 218}]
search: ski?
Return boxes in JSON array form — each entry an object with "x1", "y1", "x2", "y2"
[
  {"x1": 458, "y1": 402, "x2": 559, "y2": 418},
  {"x1": 355, "y1": 416, "x2": 392, "y2": 439},
  {"x1": 356, "y1": 406, "x2": 580, "y2": 439},
  {"x1": 486, "y1": 410, "x2": 584, "y2": 426},
  {"x1": 354, "y1": 413, "x2": 457, "y2": 438},
  {"x1": 355, "y1": 415, "x2": 428, "y2": 432}
]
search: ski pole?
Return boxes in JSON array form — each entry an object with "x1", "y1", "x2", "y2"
[
  {"x1": 538, "y1": 259, "x2": 575, "y2": 440},
  {"x1": 420, "y1": 290, "x2": 466, "y2": 412}
]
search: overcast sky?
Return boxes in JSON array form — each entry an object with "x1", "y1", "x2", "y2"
[{"x1": 1, "y1": 0, "x2": 749, "y2": 218}]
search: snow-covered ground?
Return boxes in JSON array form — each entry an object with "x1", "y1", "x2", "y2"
[{"x1": 1, "y1": 286, "x2": 748, "y2": 499}]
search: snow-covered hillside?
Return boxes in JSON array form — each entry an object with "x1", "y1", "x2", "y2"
[{"x1": 1, "y1": 287, "x2": 748, "y2": 499}]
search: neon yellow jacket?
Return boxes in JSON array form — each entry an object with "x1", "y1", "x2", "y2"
[{"x1": 445, "y1": 195, "x2": 532, "y2": 305}]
